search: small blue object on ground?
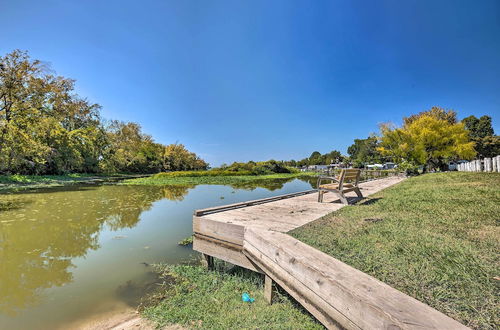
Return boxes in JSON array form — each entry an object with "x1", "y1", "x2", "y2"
[{"x1": 242, "y1": 292, "x2": 255, "y2": 303}]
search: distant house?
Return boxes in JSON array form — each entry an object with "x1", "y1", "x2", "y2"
[
  {"x1": 307, "y1": 164, "x2": 328, "y2": 171},
  {"x1": 366, "y1": 164, "x2": 384, "y2": 169}
]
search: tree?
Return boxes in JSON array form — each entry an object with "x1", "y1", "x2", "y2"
[
  {"x1": 162, "y1": 143, "x2": 208, "y2": 171},
  {"x1": 462, "y1": 115, "x2": 494, "y2": 138},
  {"x1": 462, "y1": 115, "x2": 498, "y2": 157},
  {"x1": 474, "y1": 135, "x2": 500, "y2": 158},
  {"x1": 404, "y1": 106, "x2": 457, "y2": 125},
  {"x1": 0, "y1": 50, "x2": 208, "y2": 175},
  {"x1": 378, "y1": 110, "x2": 476, "y2": 172},
  {"x1": 347, "y1": 136, "x2": 383, "y2": 167}
]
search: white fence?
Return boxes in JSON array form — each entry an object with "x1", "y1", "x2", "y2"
[{"x1": 457, "y1": 156, "x2": 500, "y2": 172}]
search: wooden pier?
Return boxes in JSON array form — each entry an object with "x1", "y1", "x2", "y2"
[{"x1": 192, "y1": 176, "x2": 469, "y2": 329}]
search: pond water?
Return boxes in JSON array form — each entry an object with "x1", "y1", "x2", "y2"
[{"x1": 0, "y1": 178, "x2": 314, "y2": 329}]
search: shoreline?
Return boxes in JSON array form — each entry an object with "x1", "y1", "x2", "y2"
[
  {"x1": 121, "y1": 172, "x2": 317, "y2": 186},
  {"x1": 0, "y1": 173, "x2": 151, "y2": 192}
]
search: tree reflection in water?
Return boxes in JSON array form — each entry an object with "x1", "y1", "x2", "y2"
[
  {"x1": 0, "y1": 178, "x2": 312, "y2": 316},
  {"x1": 0, "y1": 184, "x2": 192, "y2": 315}
]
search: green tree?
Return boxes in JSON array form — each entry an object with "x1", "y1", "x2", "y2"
[
  {"x1": 347, "y1": 136, "x2": 382, "y2": 167},
  {"x1": 462, "y1": 115, "x2": 498, "y2": 157},
  {"x1": 378, "y1": 110, "x2": 476, "y2": 172},
  {"x1": 404, "y1": 106, "x2": 457, "y2": 125},
  {"x1": 162, "y1": 143, "x2": 208, "y2": 171},
  {"x1": 1, "y1": 50, "x2": 208, "y2": 175},
  {"x1": 462, "y1": 115, "x2": 494, "y2": 138}
]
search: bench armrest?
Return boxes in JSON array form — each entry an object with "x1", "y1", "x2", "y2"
[{"x1": 317, "y1": 176, "x2": 339, "y2": 187}]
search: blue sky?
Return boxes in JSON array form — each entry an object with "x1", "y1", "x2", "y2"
[{"x1": 1, "y1": 0, "x2": 499, "y2": 166}]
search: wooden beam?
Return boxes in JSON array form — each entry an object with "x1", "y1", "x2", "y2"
[
  {"x1": 193, "y1": 216, "x2": 245, "y2": 246},
  {"x1": 194, "y1": 189, "x2": 317, "y2": 216},
  {"x1": 244, "y1": 242, "x2": 348, "y2": 329},
  {"x1": 243, "y1": 228, "x2": 469, "y2": 330},
  {"x1": 264, "y1": 275, "x2": 274, "y2": 304},
  {"x1": 193, "y1": 235, "x2": 261, "y2": 272},
  {"x1": 201, "y1": 253, "x2": 214, "y2": 270}
]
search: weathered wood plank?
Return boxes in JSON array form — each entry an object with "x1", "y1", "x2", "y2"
[
  {"x1": 244, "y1": 241, "x2": 352, "y2": 329},
  {"x1": 193, "y1": 216, "x2": 245, "y2": 245},
  {"x1": 264, "y1": 275, "x2": 274, "y2": 304},
  {"x1": 193, "y1": 235, "x2": 261, "y2": 272},
  {"x1": 243, "y1": 228, "x2": 468, "y2": 330},
  {"x1": 201, "y1": 253, "x2": 214, "y2": 270}
]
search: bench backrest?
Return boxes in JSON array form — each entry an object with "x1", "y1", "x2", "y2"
[{"x1": 338, "y1": 169, "x2": 361, "y2": 190}]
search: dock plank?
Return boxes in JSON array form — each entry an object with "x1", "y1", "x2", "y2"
[
  {"x1": 199, "y1": 176, "x2": 405, "y2": 233},
  {"x1": 243, "y1": 228, "x2": 469, "y2": 330},
  {"x1": 188, "y1": 176, "x2": 470, "y2": 329}
]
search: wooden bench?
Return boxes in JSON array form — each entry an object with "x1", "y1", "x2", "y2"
[{"x1": 317, "y1": 169, "x2": 363, "y2": 204}]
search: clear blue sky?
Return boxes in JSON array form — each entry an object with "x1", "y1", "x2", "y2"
[{"x1": 1, "y1": 0, "x2": 499, "y2": 166}]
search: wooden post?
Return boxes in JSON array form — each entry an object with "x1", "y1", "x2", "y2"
[
  {"x1": 493, "y1": 157, "x2": 497, "y2": 172},
  {"x1": 202, "y1": 253, "x2": 214, "y2": 270},
  {"x1": 264, "y1": 274, "x2": 274, "y2": 304}
]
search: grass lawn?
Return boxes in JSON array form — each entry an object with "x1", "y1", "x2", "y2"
[
  {"x1": 291, "y1": 172, "x2": 499, "y2": 329},
  {"x1": 122, "y1": 172, "x2": 315, "y2": 185},
  {"x1": 141, "y1": 263, "x2": 322, "y2": 329}
]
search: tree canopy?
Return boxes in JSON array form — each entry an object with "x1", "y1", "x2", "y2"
[
  {"x1": 0, "y1": 50, "x2": 207, "y2": 174},
  {"x1": 462, "y1": 115, "x2": 499, "y2": 158},
  {"x1": 378, "y1": 108, "x2": 476, "y2": 171},
  {"x1": 347, "y1": 136, "x2": 384, "y2": 167},
  {"x1": 290, "y1": 150, "x2": 344, "y2": 167}
]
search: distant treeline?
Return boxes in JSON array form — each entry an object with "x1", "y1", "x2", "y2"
[
  {"x1": 281, "y1": 107, "x2": 499, "y2": 172},
  {"x1": 217, "y1": 160, "x2": 296, "y2": 175},
  {"x1": 0, "y1": 50, "x2": 207, "y2": 175}
]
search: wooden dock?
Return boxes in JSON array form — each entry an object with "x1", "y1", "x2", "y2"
[{"x1": 192, "y1": 176, "x2": 469, "y2": 329}]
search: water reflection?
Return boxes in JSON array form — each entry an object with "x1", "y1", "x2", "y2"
[
  {"x1": 0, "y1": 178, "x2": 316, "y2": 329},
  {"x1": 0, "y1": 185, "x2": 193, "y2": 315}
]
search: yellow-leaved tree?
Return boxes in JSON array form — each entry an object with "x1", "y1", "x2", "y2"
[{"x1": 378, "y1": 107, "x2": 476, "y2": 172}]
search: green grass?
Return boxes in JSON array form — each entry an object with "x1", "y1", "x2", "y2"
[
  {"x1": 122, "y1": 172, "x2": 316, "y2": 186},
  {"x1": 291, "y1": 172, "x2": 499, "y2": 329},
  {"x1": 141, "y1": 263, "x2": 322, "y2": 329},
  {"x1": 0, "y1": 173, "x2": 145, "y2": 191}
]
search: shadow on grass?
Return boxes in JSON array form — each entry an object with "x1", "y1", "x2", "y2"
[{"x1": 358, "y1": 197, "x2": 383, "y2": 206}]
